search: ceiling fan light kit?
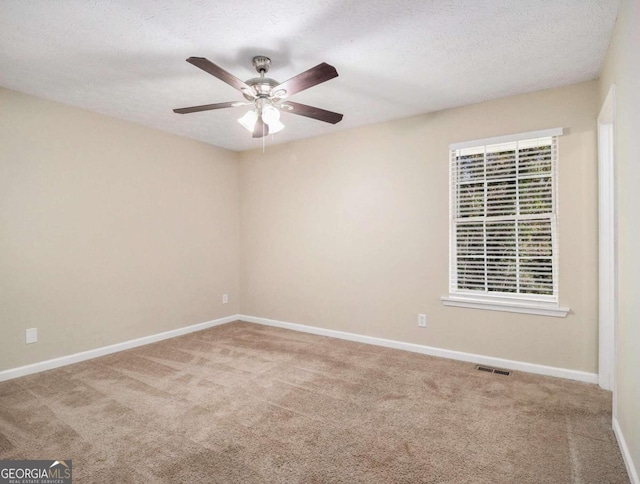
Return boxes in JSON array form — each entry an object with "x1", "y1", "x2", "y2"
[{"x1": 173, "y1": 55, "x2": 343, "y2": 140}]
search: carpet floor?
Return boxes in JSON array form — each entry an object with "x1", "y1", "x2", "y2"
[{"x1": 0, "y1": 321, "x2": 629, "y2": 483}]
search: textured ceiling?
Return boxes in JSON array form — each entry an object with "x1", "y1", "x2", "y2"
[{"x1": 0, "y1": 1, "x2": 619, "y2": 151}]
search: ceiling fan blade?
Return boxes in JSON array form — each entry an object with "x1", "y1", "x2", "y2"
[
  {"x1": 277, "y1": 63, "x2": 338, "y2": 98},
  {"x1": 252, "y1": 116, "x2": 269, "y2": 138},
  {"x1": 284, "y1": 101, "x2": 343, "y2": 124},
  {"x1": 173, "y1": 101, "x2": 242, "y2": 114},
  {"x1": 186, "y1": 57, "x2": 251, "y2": 93}
]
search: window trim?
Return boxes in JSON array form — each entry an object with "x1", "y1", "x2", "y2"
[
  {"x1": 443, "y1": 128, "x2": 569, "y2": 317},
  {"x1": 441, "y1": 295, "x2": 570, "y2": 318},
  {"x1": 449, "y1": 127, "x2": 564, "y2": 151}
]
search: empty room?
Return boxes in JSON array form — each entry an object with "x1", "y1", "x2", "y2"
[{"x1": 1, "y1": 1, "x2": 638, "y2": 482}]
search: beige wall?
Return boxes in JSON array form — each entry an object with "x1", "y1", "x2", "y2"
[
  {"x1": 0, "y1": 88, "x2": 240, "y2": 371},
  {"x1": 599, "y1": 0, "x2": 640, "y2": 478},
  {"x1": 240, "y1": 81, "x2": 599, "y2": 373},
  {"x1": 2, "y1": 82, "x2": 599, "y2": 377}
]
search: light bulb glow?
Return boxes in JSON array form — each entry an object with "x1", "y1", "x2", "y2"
[
  {"x1": 261, "y1": 104, "x2": 280, "y2": 124},
  {"x1": 238, "y1": 110, "x2": 258, "y2": 132},
  {"x1": 266, "y1": 118, "x2": 285, "y2": 134}
]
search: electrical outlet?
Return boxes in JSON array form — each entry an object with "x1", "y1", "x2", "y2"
[
  {"x1": 26, "y1": 328, "x2": 38, "y2": 344},
  {"x1": 222, "y1": 294, "x2": 229, "y2": 304},
  {"x1": 418, "y1": 314, "x2": 427, "y2": 328}
]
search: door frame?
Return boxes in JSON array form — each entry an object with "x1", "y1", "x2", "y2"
[{"x1": 597, "y1": 84, "x2": 617, "y2": 403}]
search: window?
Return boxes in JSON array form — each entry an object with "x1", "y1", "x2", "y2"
[{"x1": 442, "y1": 128, "x2": 569, "y2": 317}]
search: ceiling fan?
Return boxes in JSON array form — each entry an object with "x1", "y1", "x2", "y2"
[{"x1": 173, "y1": 56, "x2": 343, "y2": 138}]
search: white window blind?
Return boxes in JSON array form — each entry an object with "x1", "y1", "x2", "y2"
[{"x1": 449, "y1": 131, "x2": 560, "y2": 303}]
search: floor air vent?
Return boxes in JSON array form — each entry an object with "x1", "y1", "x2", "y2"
[{"x1": 476, "y1": 365, "x2": 511, "y2": 376}]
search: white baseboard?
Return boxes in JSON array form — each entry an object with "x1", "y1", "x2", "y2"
[
  {"x1": 613, "y1": 417, "x2": 640, "y2": 484},
  {"x1": 0, "y1": 315, "x2": 238, "y2": 383},
  {"x1": 239, "y1": 314, "x2": 599, "y2": 384},
  {"x1": 1, "y1": 313, "x2": 599, "y2": 386}
]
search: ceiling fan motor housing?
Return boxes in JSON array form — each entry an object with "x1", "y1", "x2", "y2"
[{"x1": 244, "y1": 77, "x2": 279, "y2": 100}]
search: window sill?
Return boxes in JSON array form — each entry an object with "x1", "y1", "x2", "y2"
[{"x1": 441, "y1": 295, "x2": 570, "y2": 318}]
